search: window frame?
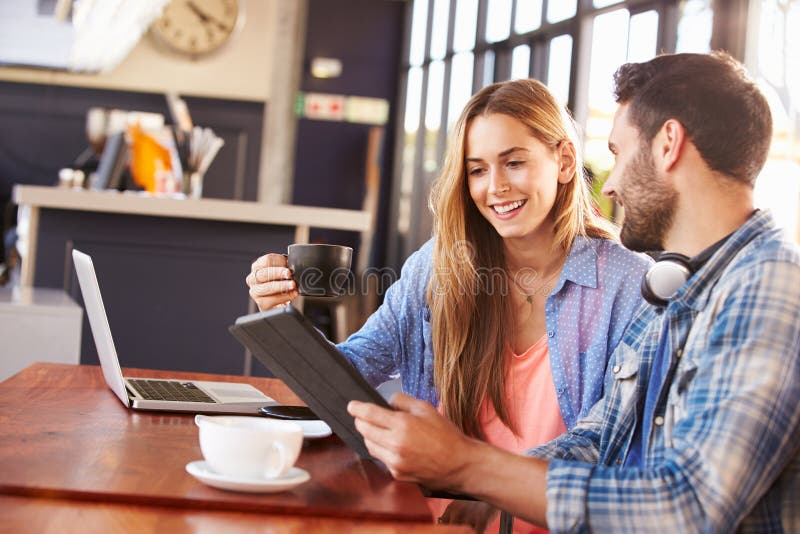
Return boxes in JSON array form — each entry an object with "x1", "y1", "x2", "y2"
[{"x1": 386, "y1": 0, "x2": 693, "y2": 268}]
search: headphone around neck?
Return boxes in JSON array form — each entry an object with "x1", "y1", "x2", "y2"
[
  {"x1": 641, "y1": 253, "x2": 695, "y2": 307},
  {"x1": 641, "y1": 238, "x2": 730, "y2": 307}
]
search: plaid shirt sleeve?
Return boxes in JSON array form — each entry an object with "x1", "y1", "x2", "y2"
[
  {"x1": 525, "y1": 397, "x2": 606, "y2": 464},
  {"x1": 525, "y1": 331, "x2": 636, "y2": 465},
  {"x1": 543, "y1": 258, "x2": 800, "y2": 533}
]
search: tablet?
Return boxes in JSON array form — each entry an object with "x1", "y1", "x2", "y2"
[{"x1": 228, "y1": 305, "x2": 391, "y2": 460}]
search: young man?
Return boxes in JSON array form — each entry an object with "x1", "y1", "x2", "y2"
[{"x1": 348, "y1": 51, "x2": 800, "y2": 532}]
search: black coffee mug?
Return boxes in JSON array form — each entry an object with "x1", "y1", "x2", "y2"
[{"x1": 287, "y1": 244, "x2": 353, "y2": 297}]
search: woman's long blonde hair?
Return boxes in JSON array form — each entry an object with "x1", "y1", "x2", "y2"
[{"x1": 427, "y1": 78, "x2": 617, "y2": 439}]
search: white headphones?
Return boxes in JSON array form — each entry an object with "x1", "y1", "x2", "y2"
[
  {"x1": 640, "y1": 253, "x2": 695, "y2": 307},
  {"x1": 641, "y1": 238, "x2": 730, "y2": 307},
  {"x1": 641, "y1": 211, "x2": 758, "y2": 307}
]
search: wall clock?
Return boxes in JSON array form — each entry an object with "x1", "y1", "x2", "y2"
[{"x1": 150, "y1": 0, "x2": 242, "y2": 58}]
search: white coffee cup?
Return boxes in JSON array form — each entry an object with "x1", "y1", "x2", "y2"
[{"x1": 195, "y1": 415, "x2": 303, "y2": 479}]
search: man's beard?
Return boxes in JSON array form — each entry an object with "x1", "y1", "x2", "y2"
[{"x1": 618, "y1": 145, "x2": 678, "y2": 252}]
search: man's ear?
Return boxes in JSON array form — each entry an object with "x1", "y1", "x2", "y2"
[
  {"x1": 557, "y1": 141, "x2": 577, "y2": 184},
  {"x1": 655, "y1": 119, "x2": 686, "y2": 172}
]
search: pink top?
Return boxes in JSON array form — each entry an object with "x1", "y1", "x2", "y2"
[
  {"x1": 429, "y1": 335, "x2": 566, "y2": 533},
  {"x1": 480, "y1": 334, "x2": 567, "y2": 452}
]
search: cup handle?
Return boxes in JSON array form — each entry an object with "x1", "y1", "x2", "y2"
[{"x1": 264, "y1": 441, "x2": 289, "y2": 479}]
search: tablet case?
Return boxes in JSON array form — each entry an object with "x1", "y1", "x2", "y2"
[{"x1": 228, "y1": 305, "x2": 391, "y2": 460}]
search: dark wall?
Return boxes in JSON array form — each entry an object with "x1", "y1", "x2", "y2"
[
  {"x1": 293, "y1": 0, "x2": 406, "y2": 268},
  {"x1": 34, "y1": 207, "x2": 293, "y2": 375},
  {"x1": 0, "y1": 81, "x2": 263, "y2": 202}
]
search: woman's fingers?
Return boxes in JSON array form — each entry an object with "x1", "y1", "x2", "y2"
[
  {"x1": 247, "y1": 253, "x2": 296, "y2": 311},
  {"x1": 251, "y1": 253, "x2": 288, "y2": 272},
  {"x1": 245, "y1": 253, "x2": 298, "y2": 311},
  {"x1": 249, "y1": 279, "x2": 296, "y2": 297},
  {"x1": 248, "y1": 267, "x2": 293, "y2": 287},
  {"x1": 249, "y1": 286, "x2": 297, "y2": 311}
]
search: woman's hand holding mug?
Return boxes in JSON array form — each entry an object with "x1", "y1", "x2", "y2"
[
  {"x1": 247, "y1": 244, "x2": 352, "y2": 310},
  {"x1": 247, "y1": 253, "x2": 298, "y2": 311}
]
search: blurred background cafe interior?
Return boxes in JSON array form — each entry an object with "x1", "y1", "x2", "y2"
[{"x1": 0, "y1": 0, "x2": 797, "y2": 382}]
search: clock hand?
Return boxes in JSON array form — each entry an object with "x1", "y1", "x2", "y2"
[{"x1": 185, "y1": 0, "x2": 231, "y2": 32}]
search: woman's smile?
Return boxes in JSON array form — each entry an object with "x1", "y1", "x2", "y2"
[{"x1": 491, "y1": 199, "x2": 527, "y2": 217}]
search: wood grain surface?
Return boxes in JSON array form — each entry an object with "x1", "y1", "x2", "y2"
[
  {"x1": 0, "y1": 495, "x2": 473, "y2": 534},
  {"x1": 0, "y1": 364, "x2": 433, "y2": 523}
]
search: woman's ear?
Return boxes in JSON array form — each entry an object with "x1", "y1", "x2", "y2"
[{"x1": 557, "y1": 141, "x2": 577, "y2": 184}]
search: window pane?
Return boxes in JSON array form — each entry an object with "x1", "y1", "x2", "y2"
[
  {"x1": 628, "y1": 10, "x2": 658, "y2": 63},
  {"x1": 754, "y1": 80, "x2": 800, "y2": 242},
  {"x1": 404, "y1": 66, "x2": 424, "y2": 132},
  {"x1": 453, "y1": 0, "x2": 478, "y2": 52},
  {"x1": 547, "y1": 0, "x2": 576, "y2": 23},
  {"x1": 424, "y1": 61, "x2": 445, "y2": 172},
  {"x1": 448, "y1": 51, "x2": 474, "y2": 129},
  {"x1": 593, "y1": 0, "x2": 621, "y2": 7},
  {"x1": 789, "y1": 2, "x2": 800, "y2": 108},
  {"x1": 584, "y1": 8, "x2": 630, "y2": 172},
  {"x1": 430, "y1": 0, "x2": 450, "y2": 60},
  {"x1": 752, "y1": 0, "x2": 800, "y2": 242},
  {"x1": 399, "y1": 67, "x2": 423, "y2": 236},
  {"x1": 425, "y1": 60, "x2": 446, "y2": 131},
  {"x1": 676, "y1": 0, "x2": 712, "y2": 53},
  {"x1": 409, "y1": 0, "x2": 430, "y2": 65},
  {"x1": 758, "y1": 0, "x2": 786, "y2": 88},
  {"x1": 481, "y1": 49, "x2": 496, "y2": 88},
  {"x1": 587, "y1": 9, "x2": 629, "y2": 110},
  {"x1": 486, "y1": 0, "x2": 512, "y2": 43},
  {"x1": 511, "y1": 44, "x2": 531, "y2": 80},
  {"x1": 515, "y1": 0, "x2": 542, "y2": 34},
  {"x1": 547, "y1": 35, "x2": 572, "y2": 106}
]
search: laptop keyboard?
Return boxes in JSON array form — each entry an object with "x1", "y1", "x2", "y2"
[{"x1": 128, "y1": 379, "x2": 216, "y2": 403}]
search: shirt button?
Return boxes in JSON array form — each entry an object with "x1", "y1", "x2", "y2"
[
  {"x1": 547, "y1": 330, "x2": 554, "y2": 338},
  {"x1": 612, "y1": 364, "x2": 621, "y2": 374},
  {"x1": 675, "y1": 348, "x2": 683, "y2": 358},
  {"x1": 616, "y1": 459, "x2": 622, "y2": 465},
  {"x1": 654, "y1": 416, "x2": 665, "y2": 426}
]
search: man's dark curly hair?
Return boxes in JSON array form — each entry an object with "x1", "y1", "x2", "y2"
[{"x1": 613, "y1": 51, "x2": 772, "y2": 186}]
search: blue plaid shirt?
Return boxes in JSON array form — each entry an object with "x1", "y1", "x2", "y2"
[{"x1": 528, "y1": 210, "x2": 800, "y2": 533}]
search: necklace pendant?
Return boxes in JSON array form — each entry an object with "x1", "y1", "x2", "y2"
[{"x1": 526, "y1": 295, "x2": 533, "y2": 303}]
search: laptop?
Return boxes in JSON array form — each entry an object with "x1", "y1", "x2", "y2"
[{"x1": 72, "y1": 249, "x2": 276, "y2": 414}]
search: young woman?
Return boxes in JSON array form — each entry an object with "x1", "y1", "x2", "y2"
[{"x1": 247, "y1": 79, "x2": 650, "y2": 532}]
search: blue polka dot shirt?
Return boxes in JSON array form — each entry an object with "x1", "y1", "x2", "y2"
[{"x1": 337, "y1": 236, "x2": 652, "y2": 430}]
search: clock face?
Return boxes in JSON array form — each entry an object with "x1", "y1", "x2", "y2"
[{"x1": 151, "y1": 0, "x2": 241, "y2": 57}]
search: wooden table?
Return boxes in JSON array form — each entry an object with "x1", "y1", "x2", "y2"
[
  {"x1": 0, "y1": 363, "x2": 467, "y2": 532},
  {"x1": 0, "y1": 495, "x2": 472, "y2": 533}
]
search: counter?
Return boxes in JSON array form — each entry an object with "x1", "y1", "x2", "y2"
[
  {"x1": 13, "y1": 185, "x2": 372, "y2": 286},
  {"x1": 11, "y1": 185, "x2": 371, "y2": 376}
]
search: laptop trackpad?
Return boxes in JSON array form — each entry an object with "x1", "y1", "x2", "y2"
[{"x1": 196, "y1": 381, "x2": 272, "y2": 402}]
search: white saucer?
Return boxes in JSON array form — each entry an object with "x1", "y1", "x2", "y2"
[
  {"x1": 296, "y1": 420, "x2": 332, "y2": 439},
  {"x1": 186, "y1": 461, "x2": 310, "y2": 493}
]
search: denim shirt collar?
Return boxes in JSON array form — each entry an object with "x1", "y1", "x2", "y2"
[
  {"x1": 672, "y1": 209, "x2": 773, "y2": 311},
  {"x1": 555, "y1": 235, "x2": 599, "y2": 292}
]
